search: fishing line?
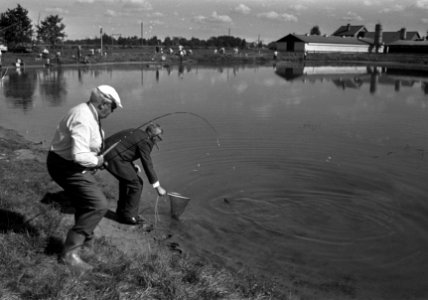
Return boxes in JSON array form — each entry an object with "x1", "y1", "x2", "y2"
[
  {"x1": 1, "y1": 67, "x2": 8, "y2": 80},
  {"x1": 154, "y1": 195, "x2": 161, "y2": 226},
  {"x1": 104, "y1": 111, "x2": 220, "y2": 163}
]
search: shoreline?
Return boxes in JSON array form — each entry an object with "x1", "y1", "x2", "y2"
[
  {"x1": 0, "y1": 125, "x2": 286, "y2": 299},
  {"x1": 2, "y1": 49, "x2": 428, "y2": 71}
]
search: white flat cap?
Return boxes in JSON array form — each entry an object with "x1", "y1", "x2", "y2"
[{"x1": 96, "y1": 85, "x2": 122, "y2": 108}]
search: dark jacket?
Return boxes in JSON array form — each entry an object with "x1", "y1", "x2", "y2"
[{"x1": 104, "y1": 128, "x2": 158, "y2": 184}]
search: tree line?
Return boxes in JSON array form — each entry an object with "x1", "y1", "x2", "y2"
[{"x1": 0, "y1": 4, "x2": 257, "y2": 51}]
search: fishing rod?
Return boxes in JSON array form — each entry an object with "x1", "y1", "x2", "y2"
[
  {"x1": 135, "y1": 111, "x2": 220, "y2": 146},
  {"x1": 102, "y1": 111, "x2": 220, "y2": 163}
]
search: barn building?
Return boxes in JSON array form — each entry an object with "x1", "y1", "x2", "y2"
[{"x1": 275, "y1": 34, "x2": 372, "y2": 54}]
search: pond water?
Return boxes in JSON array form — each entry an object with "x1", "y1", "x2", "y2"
[{"x1": 1, "y1": 63, "x2": 427, "y2": 299}]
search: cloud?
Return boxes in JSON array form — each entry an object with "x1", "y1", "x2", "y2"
[
  {"x1": 192, "y1": 11, "x2": 232, "y2": 24},
  {"x1": 105, "y1": 9, "x2": 120, "y2": 17},
  {"x1": 362, "y1": 0, "x2": 383, "y2": 5},
  {"x1": 193, "y1": 15, "x2": 206, "y2": 23},
  {"x1": 416, "y1": 0, "x2": 428, "y2": 9},
  {"x1": 210, "y1": 11, "x2": 232, "y2": 23},
  {"x1": 288, "y1": 4, "x2": 307, "y2": 11},
  {"x1": 123, "y1": 0, "x2": 153, "y2": 11},
  {"x1": 341, "y1": 11, "x2": 363, "y2": 22},
  {"x1": 45, "y1": 7, "x2": 69, "y2": 14},
  {"x1": 256, "y1": 11, "x2": 298, "y2": 22},
  {"x1": 124, "y1": 0, "x2": 151, "y2": 4},
  {"x1": 74, "y1": 0, "x2": 153, "y2": 9},
  {"x1": 422, "y1": 18, "x2": 428, "y2": 23},
  {"x1": 149, "y1": 19, "x2": 164, "y2": 26},
  {"x1": 234, "y1": 4, "x2": 251, "y2": 15},
  {"x1": 379, "y1": 4, "x2": 405, "y2": 13},
  {"x1": 151, "y1": 12, "x2": 164, "y2": 17}
]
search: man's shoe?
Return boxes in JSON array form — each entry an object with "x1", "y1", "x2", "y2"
[
  {"x1": 60, "y1": 250, "x2": 93, "y2": 273},
  {"x1": 117, "y1": 214, "x2": 143, "y2": 225}
]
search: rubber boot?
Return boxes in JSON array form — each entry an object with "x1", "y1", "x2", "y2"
[
  {"x1": 60, "y1": 231, "x2": 93, "y2": 273},
  {"x1": 80, "y1": 236, "x2": 95, "y2": 257}
]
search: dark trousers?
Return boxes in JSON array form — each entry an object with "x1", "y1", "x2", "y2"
[
  {"x1": 107, "y1": 160, "x2": 143, "y2": 218},
  {"x1": 47, "y1": 151, "x2": 109, "y2": 239}
]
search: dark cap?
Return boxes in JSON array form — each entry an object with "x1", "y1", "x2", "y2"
[{"x1": 146, "y1": 123, "x2": 163, "y2": 140}]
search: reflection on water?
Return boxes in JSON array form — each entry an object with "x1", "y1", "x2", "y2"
[
  {"x1": 39, "y1": 68, "x2": 67, "y2": 106},
  {"x1": 3, "y1": 71, "x2": 37, "y2": 110},
  {"x1": 275, "y1": 63, "x2": 428, "y2": 95},
  {"x1": 2, "y1": 63, "x2": 427, "y2": 113},
  {"x1": 0, "y1": 64, "x2": 428, "y2": 299}
]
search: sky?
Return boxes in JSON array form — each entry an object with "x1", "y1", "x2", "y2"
[{"x1": 1, "y1": 0, "x2": 428, "y2": 43}]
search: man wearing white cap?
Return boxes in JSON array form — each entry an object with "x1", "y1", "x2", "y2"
[{"x1": 46, "y1": 85, "x2": 122, "y2": 272}]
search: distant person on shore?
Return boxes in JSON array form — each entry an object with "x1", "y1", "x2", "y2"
[
  {"x1": 42, "y1": 48, "x2": 50, "y2": 67},
  {"x1": 46, "y1": 85, "x2": 122, "y2": 273},
  {"x1": 77, "y1": 45, "x2": 81, "y2": 63},
  {"x1": 55, "y1": 52, "x2": 61, "y2": 65},
  {"x1": 103, "y1": 124, "x2": 167, "y2": 226},
  {"x1": 179, "y1": 50, "x2": 184, "y2": 63},
  {"x1": 15, "y1": 58, "x2": 24, "y2": 68}
]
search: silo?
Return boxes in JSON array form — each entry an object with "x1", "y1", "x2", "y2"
[
  {"x1": 400, "y1": 28, "x2": 407, "y2": 40},
  {"x1": 374, "y1": 23, "x2": 383, "y2": 53}
]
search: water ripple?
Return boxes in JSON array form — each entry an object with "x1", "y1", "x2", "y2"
[{"x1": 171, "y1": 155, "x2": 428, "y2": 275}]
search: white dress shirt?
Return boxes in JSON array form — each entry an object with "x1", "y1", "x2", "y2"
[{"x1": 50, "y1": 102, "x2": 103, "y2": 168}]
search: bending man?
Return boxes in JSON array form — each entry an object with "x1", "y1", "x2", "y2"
[
  {"x1": 47, "y1": 85, "x2": 122, "y2": 272},
  {"x1": 104, "y1": 123, "x2": 167, "y2": 225}
]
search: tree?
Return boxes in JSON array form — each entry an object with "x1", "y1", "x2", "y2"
[
  {"x1": 310, "y1": 25, "x2": 321, "y2": 35},
  {"x1": 163, "y1": 37, "x2": 172, "y2": 47},
  {"x1": 36, "y1": 15, "x2": 66, "y2": 48},
  {"x1": 0, "y1": 4, "x2": 33, "y2": 46}
]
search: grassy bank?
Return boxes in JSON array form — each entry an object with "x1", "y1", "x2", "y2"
[
  {"x1": 2, "y1": 47, "x2": 428, "y2": 70},
  {"x1": 0, "y1": 47, "x2": 276, "y2": 68},
  {"x1": 0, "y1": 127, "x2": 284, "y2": 299}
]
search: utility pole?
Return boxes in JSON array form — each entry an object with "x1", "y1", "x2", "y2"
[
  {"x1": 37, "y1": 12, "x2": 40, "y2": 44},
  {"x1": 100, "y1": 26, "x2": 103, "y2": 54},
  {"x1": 141, "y1": 22, "x2": 143, "y2": 46}
]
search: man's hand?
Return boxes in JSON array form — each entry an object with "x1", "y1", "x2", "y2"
[
  {"x1": 133, "y1": 164, "x2": 141, "y2": 173},
  {"x1": 156, "y1": 186, "x2": 166, "y2": 196},
  {"x1": 96, "y1": 155, "x2": 104, "y2": 167}
]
